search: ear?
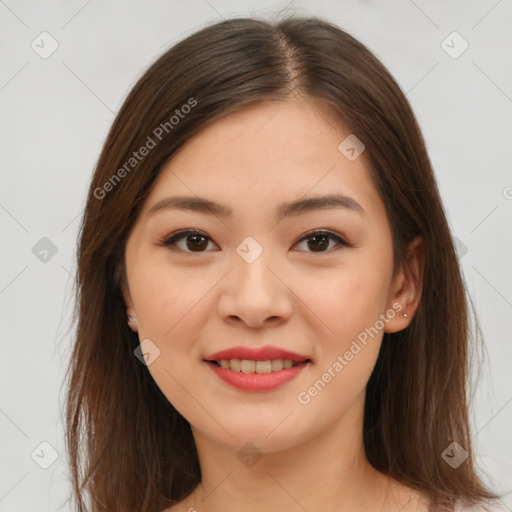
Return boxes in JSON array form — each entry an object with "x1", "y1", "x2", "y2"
[
  {"x1": 121, "y1": 283, "x2": 138, "y2": 333},
  {"x1": 384, "y1": 235, "x2": 425, "y2": 333}
]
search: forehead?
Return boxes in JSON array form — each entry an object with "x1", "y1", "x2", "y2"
[{"x1": 142, "y1": 97, "x2": 384, "y2": 221}]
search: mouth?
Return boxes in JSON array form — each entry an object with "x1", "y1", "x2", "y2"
[
  {"x1": 203, "y1": 349, "x2": 312, "y2": 391},
  {"x1": 206, "y1": 358, "x2": 311, "y2": 374},
  {"x1": 203, "y1": 346, "x2": 312, "y2": 391}
]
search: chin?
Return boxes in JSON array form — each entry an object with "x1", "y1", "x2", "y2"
[{"x1": 193, "y1": 414, "x2": 312, "y2": 454}]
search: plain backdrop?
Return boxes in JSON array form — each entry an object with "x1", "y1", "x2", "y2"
[{"x1": 1, "y1": 1, "x2": 511, "y2": 510}]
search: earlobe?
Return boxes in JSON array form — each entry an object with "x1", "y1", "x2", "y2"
[
  {"x1": 127, "y1": 315, "x2": 137, "y2": 330},
  {"x1": 384, "y1": 236, "x2": 425, "y2": 333},
  {"x1": 121, "y1": 285, "x2": 138, "y2": 332}
]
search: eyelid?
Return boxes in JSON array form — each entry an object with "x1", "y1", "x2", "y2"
[
  {"x1": 161, "y1": 229, "x2": 217, "y2": 251},
  {"x1": 160, "y1": 228, "x2": 353, "y2": 252},
  {"x1": 295, "y1": 228, "x2": 352, "y2": 247}
]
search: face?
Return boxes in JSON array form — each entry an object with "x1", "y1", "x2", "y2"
[{"x1": 122, "y1": 96, "x2": 416, "y2": 453}]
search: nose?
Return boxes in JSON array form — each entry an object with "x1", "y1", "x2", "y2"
[{"x1": 217, "y1": 251, "x2": 294, "y2": 329}]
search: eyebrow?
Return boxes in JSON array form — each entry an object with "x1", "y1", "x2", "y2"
[{"x1": 147, "y1": 193, "x2": 365, "y2": 219}]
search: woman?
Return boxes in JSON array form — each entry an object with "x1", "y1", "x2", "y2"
[{"x1": 64, "y1": 15, "x2": 501, "y2": 512}]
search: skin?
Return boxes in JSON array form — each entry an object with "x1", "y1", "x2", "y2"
[{"x1": 122, "y1": 95, "x2": 427, "y2": 512}]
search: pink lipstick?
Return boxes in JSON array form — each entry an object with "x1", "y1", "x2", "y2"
[{"x1": 204, "y1": 346, "x2": 311, "y2": 392}]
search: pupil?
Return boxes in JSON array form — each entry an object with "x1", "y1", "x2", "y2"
[
  {"x1": 187, "y1": 235, "x2": 207, "y2": 251},
  {"x1": 308, "y1": 235, "x2": 328, "y2": 252}
]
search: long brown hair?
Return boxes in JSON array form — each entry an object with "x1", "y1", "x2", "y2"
[{"x1": 64, "y1": 15, "x2": 500, "y2": 512}]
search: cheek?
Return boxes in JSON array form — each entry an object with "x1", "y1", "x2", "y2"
[
  {"x1": 297, "y1": 245, "x2": 393, "y2": 411},
  {"x1": 130, "y1": 265, "x2": 214, "y2": 420},
  {"x1": 295, "y1": 259, "x2": 391, "y2": 345},
  {"x1": 131, "y1": 262, "x2": 209, "y2": 340},
  {"x1": 292, "y1": 266, "x2": 389, "y2": 424}
]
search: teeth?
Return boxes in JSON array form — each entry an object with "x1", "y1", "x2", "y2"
[
  {"x1": 229, "y1": 359, "x2": 241, "y2": 372},
  {"x1": 256, "y1": 360, "x2": 272, "y2": 373},
  {"x1": 271, "y1": 359, "x2": 283, "y2": 371},
  {"x1": 241, "y1": 360, "x2": 256, "y2": 373},
  {"x1": 217, "y1": 359, "x2": 302, "y2": 373}
]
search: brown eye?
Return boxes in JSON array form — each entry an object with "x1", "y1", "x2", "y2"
[
  {"x1": 162, "y1": 229, "x2": 350, "y2": 254},
  {"x1": 306, "y1": 234, "x2": 330, "y2": 252},
  {"x1": 162, "y1": 230, "x2": 216, "y2": 252},
  {"x1": 183, "y1": 234, "x2": 209, "y2": 252},
  {"x1": 294, "y1": 230, "x2": 350, "y2": 253}
]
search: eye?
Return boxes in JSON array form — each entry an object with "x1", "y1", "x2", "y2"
[
  {"x1": 161, "y1": 229, "x2": 218, "y2": 253},
  {"x1": 294, "y1": 230, "x2": 350, "y2": 253},
  {"x1": 161, "y1": 228, "x2": 351, "y2": 254}
]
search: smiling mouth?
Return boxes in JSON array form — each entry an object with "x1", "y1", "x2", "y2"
[{"x1": 206, "y1": 359, "x2": 311, "y2": 374}]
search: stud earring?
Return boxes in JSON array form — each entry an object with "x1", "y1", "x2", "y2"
[
  {"x1": 128, "y1": 316, "x2": 135, "y2": 322},
  {"x1": 403, "y1": 313, "x2": 408, "y2": 318}
]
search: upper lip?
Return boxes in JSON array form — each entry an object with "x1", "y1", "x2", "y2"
[{"x1": 205, "y1": 346, "x2": 311, "y2": 363}]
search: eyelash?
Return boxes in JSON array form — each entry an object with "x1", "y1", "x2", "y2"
[{"x1": 160, "y1": 228, "x2": 352, "y2": 254}]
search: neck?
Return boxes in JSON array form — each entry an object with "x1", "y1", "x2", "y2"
[{"x1": 184, "y1": 393, "x2": 406, "y2": 512}]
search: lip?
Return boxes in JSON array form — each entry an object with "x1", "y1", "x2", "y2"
[
  {"x1": 206, "y1": 361, "x2": 310, "y2": 392},
  {"x1": 205, "y1": 346, "x2": 311, "y2": 363},
  {"x1": 204, "y1": 345, "x2": 312, "y2": 392}
]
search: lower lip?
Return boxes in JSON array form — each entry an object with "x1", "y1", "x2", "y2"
[{"x1": 206, "y1": 361, "x2": 309, "y2": 392}]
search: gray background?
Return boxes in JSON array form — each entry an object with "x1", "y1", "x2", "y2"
[{"x1": 1, "y1": 1, "x2": 511, "y2": 510}]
